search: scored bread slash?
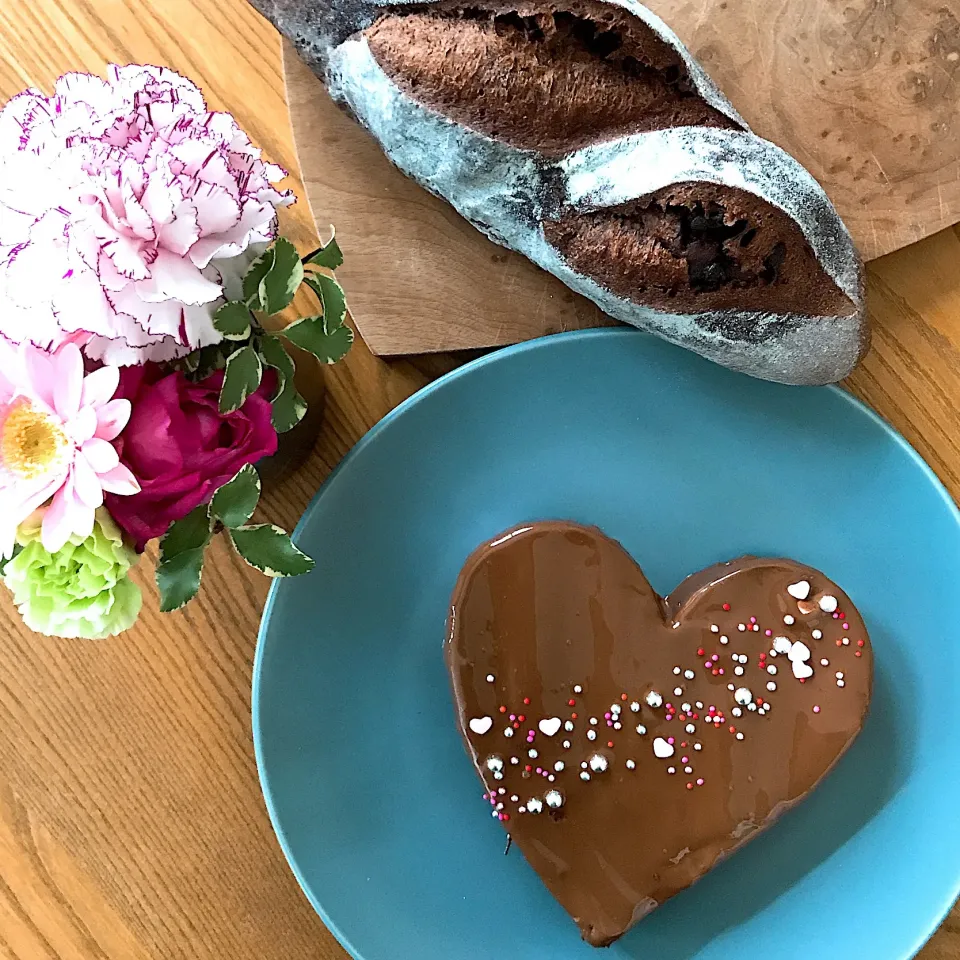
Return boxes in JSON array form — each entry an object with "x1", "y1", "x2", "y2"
[{"x1": 254, "y1": 0, "x2": 867, "y2": 385}]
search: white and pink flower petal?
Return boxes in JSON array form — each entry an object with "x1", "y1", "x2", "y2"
[
  {"x1": 71, "y1": 453, "x2": 104, "y2": 509},
  {"x1": 81, "y1": 437, "x2": 120, "y2": 474},
  {"x1": 52, "y1": 342, "x2": 84, "y2": 421},
  {"x1": 93, "y1": 398, "x2": 131, "y2": 441},
  {"x1": 80, "y1": 365, "x2": 120, "y2": 410},
  {"x1": 96, "y1": 461, "x2": 139, "y2": 496}
]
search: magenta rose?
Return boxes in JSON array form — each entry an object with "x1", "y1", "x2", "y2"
[{"x1": 104, "y1": 365, "x2": 278, "y2": 550}]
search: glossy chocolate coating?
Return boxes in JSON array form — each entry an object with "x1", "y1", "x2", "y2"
[{"x1": 445, "y1": 522, "x2": 872, "y2": 946}]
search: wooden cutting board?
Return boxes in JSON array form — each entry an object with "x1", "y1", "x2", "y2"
[{"x1": 283, "y1": 0, "x2": 960, "y2": 355}]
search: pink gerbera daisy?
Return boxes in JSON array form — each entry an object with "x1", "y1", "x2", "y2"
[{"x1": 0, "y1": 339, "x2": 139, "y2": 556}]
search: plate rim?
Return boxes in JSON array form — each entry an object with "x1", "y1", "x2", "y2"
[{"x1": 252, "y1": 327, "x2": 960, "y2": 960}]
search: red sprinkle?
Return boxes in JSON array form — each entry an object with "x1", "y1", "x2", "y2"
[
  {"x1": 568, "y1": 699, "x2": 576, "y2": 706},
  {"x1": 621, "y1": 693, "x2": 628, "y2": 701},
  {"x1": 836, "y1": 640, "x2": 843, "y2": 647},
  {"x1": 607, "y1": 741, "x2": 614, "y2": 748},
  {"x1": 571, "y1": 712, "x2": 578, "y2": 719},
  {"x1": 858, "y1": 640, "x2": 865, "y2": 647},
  {"x1": 686, "y1": 782, "x2": 694, "y2": 790},
  {"x1": 513, "y1": 722, "x2": 520, "y2": 729},
  {"x1": 518, "y1": 715, "x2": 526, "y2": 722},
  {"x1": 502, "y1": 814, "x2": 510, "y2": 822},
  {"x1": 799, "y1": 678, "x2": 806, "y2": 683},
  {"x1": 697, "y1": 648, "x2": 705, "y2": 657},
  {"x1": 729, "y1": 726, "x2": 736, "y2": 733},
  {"x1": 525, "y1": 765, "x2": 532, "y2": 772},
  {"x1": 855, "y1": 651, "x2": 862, "y2": 657},
  {"x1": 523, "y1": 697, "x2": 531, "y2": 705},
  {"x1": 499, "y1": 706, "x2": 507, "y2": 713},
  {"x1": 712, "y1": 669, "x2": 719, "y2": 676},
  {"x1": 722, "y1": 603, "x2": 731, "y2": 611}
]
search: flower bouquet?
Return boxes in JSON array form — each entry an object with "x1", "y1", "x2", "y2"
[{"x1": 0, "y1": 65, "x2": 352, "y2": 639}]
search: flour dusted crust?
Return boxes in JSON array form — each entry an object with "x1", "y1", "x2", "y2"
[{"x1": 252, "y1": 0, "x2": 868, "y2": 384}]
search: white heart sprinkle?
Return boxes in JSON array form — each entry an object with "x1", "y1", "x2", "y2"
[
  {"x1": 793, "y1": 660, "x2": 814, "y2": 679},
  {"x1": 789, "y1": 641, "x2": 811, "y2": 663},
  {"x1": 469, "y1": 716, "x2": 493, "y2": 735},
  {"x1": 653, "y1": 737, "x2": 674, "y2": 759},
  {"x1": 787, "y1": 580, "x2": 811, "y2": 600},
  {"x1": 819, "y1": 594, "x2": 838, "y2": 613},
  {"x1": 538, "y1": 717, "x2": 562, "y2": 737}
]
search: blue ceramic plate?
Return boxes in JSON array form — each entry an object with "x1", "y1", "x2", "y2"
[{"x1": 254, "y1": 330, "x2": 960, "y2": 960}]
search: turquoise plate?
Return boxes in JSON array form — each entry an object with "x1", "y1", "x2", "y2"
[{"x1": 254, "y1": 330, "x2": 960, "y2": 960}]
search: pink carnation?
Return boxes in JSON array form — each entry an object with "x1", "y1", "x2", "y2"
[{"x1": 0, "y1": 64, "x2": 293, "y2": 365}]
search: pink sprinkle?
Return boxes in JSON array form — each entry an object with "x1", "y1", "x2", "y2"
[
  {"x1": 843, "y1": 623, "x2": 850, "y2": 630},
  {"x1": 711, "y1": 654, "x2": 719, "y2": 662},
  {"x1": 718, "y1": 668, "x2": 725, "y2": 675},
  {"x1": 813, "y1": 705, "x2": 821, "y2": 714},
  {"x1": 681, "y1": 756, "x2": 689, "y2": 763},
  {"x1": 607, "y1": 720, "x2": 614, "y2": 727},
  {"x1": 509, "y1": 715, "x2": 516, "y2": 721},
  {"x1": 666, "y1": 703, "x2": 674, "y2": 710},
  {"x1": 604, "y1": 712, "x2": 612, "y2": 719},
  {"x1": 665, "y1": 714, "x2": 674, "y2": 721},
  {"x1": 750, "y1": 617, "x2": 757, "y2": 624},
  {"x1": 833, "y1": 612, "x2": 840, "y2": 619},
  {"x1": 667, "y1": 737, "x2": 675, "y2": 745},
  {"x1": 765, "y1": 629, "x2": 772, "y2": 637},
  {"x1": 536, "y1": 767, "x2": 542, "y2": 774},
  {"x1": 696, "y1": 778, "x2": 704, "y2": 786},
  {"x1": 527, "y1": 730, "x2": 535, "y2": 737},
  {"x1": 708, "y1": 706, "x2": 716, "y2": 715}
]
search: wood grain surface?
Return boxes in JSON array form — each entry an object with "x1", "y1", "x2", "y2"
[
  {"x1": 281, "y1": 0, "x2": 960, "y2": 355},
  {"x1": 0, "y1": 2, "x2": 958, "y2": 959}
]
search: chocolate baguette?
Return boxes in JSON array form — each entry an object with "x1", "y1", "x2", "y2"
[{"x1": 254, "y1": 0, "x2": 868, "y2": 384}]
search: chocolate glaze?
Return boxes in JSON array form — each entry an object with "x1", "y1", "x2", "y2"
[{"x1": 445, "y1": 522, "x2": 872, "y2": 947}]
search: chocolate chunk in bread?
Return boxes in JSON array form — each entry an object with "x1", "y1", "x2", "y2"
[
  {"x1": 543, "y1": 183, "x2": 857, "y2": 327},
  {"x1": 364, "y1": 0, "x2": 740, "y2": 155}
]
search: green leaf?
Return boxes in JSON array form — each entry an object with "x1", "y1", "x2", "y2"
[
  {"x1": 281, "y1": 312, "x2": 353, "y2": 365},
  {"x1": 229, "y1": 524, "x2": 315, "y2": 577},
  {"x1": 219, "y1": 345, "x2": 263, "y2": 414},
  {"x1": 214, "y1": 301, "x2": 253, "y2": 341},
  {"x1": 210, "y1": 464, "x2": 261, "y2": 529},
  {"x1": 305, "y1": 272, "x2": 347, "y2": 329},
  {"x1": 159, "y1": 506, "x2": 212, "y2": 561},
  {"x1": 243, "y1": 238, "x2": 303, "y2": 315},
  {"x1": 0, "y1": 544, "x2": 22, "y2": 578},
  {"x1": 156, "y1": 548, "x2": 206, "y2": 612},
  {"x1": 270, "y1": 381, "x2": 308, "y2": 433},
  {"x1": 304, "y1": 230, "x2": 343, "y2": 270},
  {"x1": 242, "y1": 245, "x2": 275, "y2": 307},
  {"x1": 257, "y1": 334, "x2": 306, "y2": 433},
  {"x1": 192, "y1": 342, "x2": 231, "y2": 381},
  {"x1": 257, "y1": 334, "x2": 295, "y2": 396},
  {"x1": 180, "y1": 350, "x2": 201, "y2": 374}
]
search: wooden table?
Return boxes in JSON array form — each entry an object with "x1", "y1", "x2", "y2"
[{"x1": 0, "y1": 2, "x2": 958, "y2": 958}]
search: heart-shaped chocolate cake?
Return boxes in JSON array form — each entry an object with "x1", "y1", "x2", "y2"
[{"x1": 445, "y1": 522, "x2": 872, "y2": 947}]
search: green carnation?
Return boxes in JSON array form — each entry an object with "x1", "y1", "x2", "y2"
[{"x1": 4, "y1": 509, "x2": 142, "y2": 639}]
